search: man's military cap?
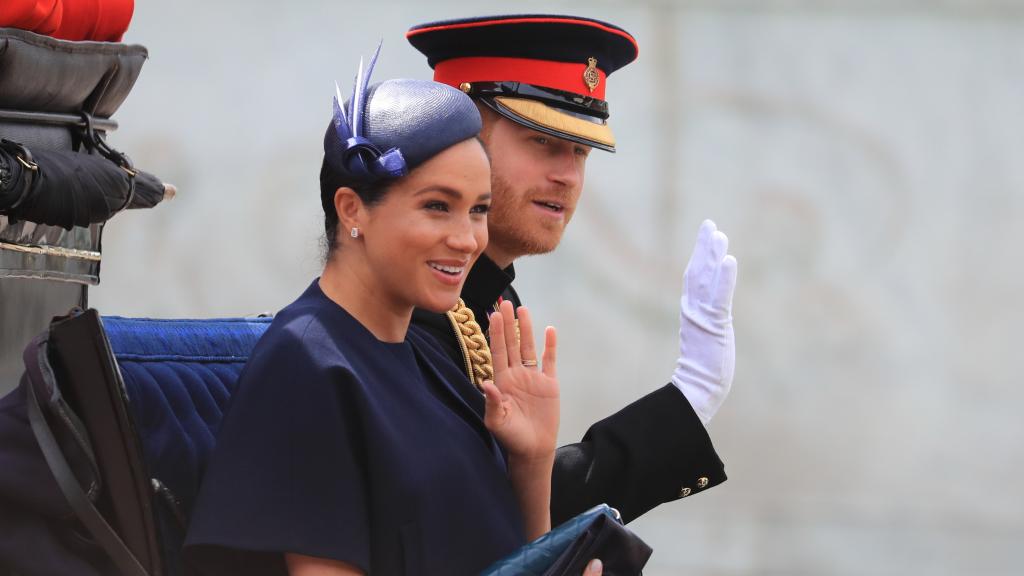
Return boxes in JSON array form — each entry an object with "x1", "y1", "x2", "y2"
[{"x1": 406, "y1": 14, "x2": 639, "y2": 152}]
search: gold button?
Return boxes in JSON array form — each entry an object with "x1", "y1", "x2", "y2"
[
  {"x1": 459, "y1": 82, "x2": 472, "y2": 93},
  {"x1": 679, "y1": 486, "x2": 692, "y2": 498},
  {"x1": 697, "y1": 477, "x2": 709, "y2": 489}
]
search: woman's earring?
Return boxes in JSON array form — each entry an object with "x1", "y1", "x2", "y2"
[{"x1": 350, "y1": 227, "x2": 360, "y2": 238}]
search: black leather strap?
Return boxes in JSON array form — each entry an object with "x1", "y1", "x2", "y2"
[{"x1": 23, "y1": 347, "x2": 150, "y2": 576}]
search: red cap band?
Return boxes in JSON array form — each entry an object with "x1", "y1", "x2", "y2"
[{"x1": 434, "y1": 56, "x2": 607, "y2": 100}]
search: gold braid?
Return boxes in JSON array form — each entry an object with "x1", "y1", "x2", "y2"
[{"x1": 446, "y1": 299, "x2": 493, "y2": 391}]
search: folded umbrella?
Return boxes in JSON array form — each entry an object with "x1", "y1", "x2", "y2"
[{"x1": 1, "y1": 140, "x2": 171, "y2": 230}]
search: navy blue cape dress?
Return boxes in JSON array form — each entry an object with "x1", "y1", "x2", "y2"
[{"x1": 184, "y1": 280, "x2": 525, "y2": 575}]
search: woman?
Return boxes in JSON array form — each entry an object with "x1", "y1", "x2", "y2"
[{"x1": 183, "y1": 53, "x2": 564, "y2": 575}]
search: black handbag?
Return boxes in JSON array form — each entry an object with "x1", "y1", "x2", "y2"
[{"x1": 481, "y1": 504, "x2": 653, "y2": 575}]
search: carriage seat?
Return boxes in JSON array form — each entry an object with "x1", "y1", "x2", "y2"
[
  {"x1": 101, "y1": 315, "x2": 272, "y2": 518},
  {"x1": 29, "y1": 309, "x2": 273, "y2": 575}
]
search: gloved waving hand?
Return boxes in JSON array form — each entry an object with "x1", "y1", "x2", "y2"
[{"x1": 671, "y1": 219, "x2": 738, "y2": 425}]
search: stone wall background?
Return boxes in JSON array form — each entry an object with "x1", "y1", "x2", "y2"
[{"x1": 91, "y1": 1, "x2": 1024, "y2": 574}]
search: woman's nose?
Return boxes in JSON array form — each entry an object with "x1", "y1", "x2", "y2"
[{"x1": 446, "y1": 223, "x2": 479, "y2": 253}]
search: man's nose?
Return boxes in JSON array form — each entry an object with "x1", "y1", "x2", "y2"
[{"x1": 547, "y1": 149, "x2": 582, "y2": 189}]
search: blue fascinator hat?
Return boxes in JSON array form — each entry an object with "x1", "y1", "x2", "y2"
[{"x1": 320, "y1": 44, "x2": 482, "y2": 212}]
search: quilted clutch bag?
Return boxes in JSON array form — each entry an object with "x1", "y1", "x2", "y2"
[{"x1": 480, "y1": 504, "x2": 653, "y2": 576}]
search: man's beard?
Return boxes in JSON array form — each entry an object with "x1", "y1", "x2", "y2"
[{"x1": 487, "y1": 174, "x2": 567, "y2": 260}]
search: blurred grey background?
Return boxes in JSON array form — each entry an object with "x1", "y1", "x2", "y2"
[{"x1": 91, "y1": 0, "x2": 1024, "y2": 574}]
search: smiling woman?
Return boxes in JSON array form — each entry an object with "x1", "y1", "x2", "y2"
[
  {"x1": 181, "y1": 48, "x2": 561, "y2": 576},
  {"x1": 327, "y1": 138, "x2": 492, "y2": 320}
]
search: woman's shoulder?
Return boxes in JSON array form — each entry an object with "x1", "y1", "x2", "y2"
[
  {"x1": 241, "y1": 286, "x2": 362, "y2": 385},
  {"x1": 257, "y1": 306, "x2": 340, "y2": 362},
  {"x1": 260, "y1": 281, "x2": 361, "y2": 351}
]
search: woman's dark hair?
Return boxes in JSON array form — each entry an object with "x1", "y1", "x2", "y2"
[{"x1": 319, "y1": 158, "x2": 389, "y2": 259}]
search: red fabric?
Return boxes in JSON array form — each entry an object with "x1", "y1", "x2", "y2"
[
  {"x1": 93, "y1": 0, "x2": 134, "y2": 42},
  {"x1": 0, "y1": 0, "x2": 63, "y2": 35},
  {"x1": 1, "y1": 0, "x2": 133, "y2": 42},
  {"x1": 53, "y1": 0, "x2": 134, "y2": 42},
  {"x1": 50, "y1": 0, "x2": 97, "y2": 40},
  {"x1": 434, "y1": 56, "x2": 608, "y2": 100}
]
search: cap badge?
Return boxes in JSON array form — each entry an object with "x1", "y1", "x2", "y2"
[{"x1": 583, "y1": 57, "x2": 600, "y2": 93}]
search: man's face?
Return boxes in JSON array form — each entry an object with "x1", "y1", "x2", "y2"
[{"x1": 478, "y1": 111, "x2": 591, "y2": 263}]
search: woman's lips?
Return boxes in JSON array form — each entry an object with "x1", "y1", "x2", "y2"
[{"x1": 427, "y1": 260, "x2": 467, "y2": 286}]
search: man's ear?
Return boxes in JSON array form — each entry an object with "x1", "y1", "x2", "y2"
[
  {"x1": 475, "y1": 101, "x2": 498, "y2": 144},
  {"x1": 333, "y1": 187, "x2": 364, "y2": 233}
]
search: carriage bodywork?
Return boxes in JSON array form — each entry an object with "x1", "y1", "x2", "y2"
[
  {"x1": 0, "y1": 28, "x2": 192, "y2": 575},
  {"x1": 0, "y1": 27, "x2": 150, "y2": 397}
]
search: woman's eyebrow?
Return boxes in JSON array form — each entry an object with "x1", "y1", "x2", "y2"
[
  {"x1": 414, "y1": 187, "x2": 491, "y2": 202},
  {"x1": 414, "y1": 186, "x2": 462, "y2": 199}
]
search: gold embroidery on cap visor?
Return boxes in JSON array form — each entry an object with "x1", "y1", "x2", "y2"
[{"x1": 493, "y1": 96, "x2": 616, "y2": 150}]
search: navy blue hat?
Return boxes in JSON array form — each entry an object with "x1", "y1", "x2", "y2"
[
  {"x1": 320, "y1": 46, "x2": 482, "y2": 212},
  {"x1": 407, "y1": 14, "x2": 639, "y2": 152}
]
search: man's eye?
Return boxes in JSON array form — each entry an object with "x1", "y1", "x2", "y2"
[
  {"x1": 425, "y1": 201, "x2": 449, "y2": 212},
  {"x1": 575, "y1": 146, "x2": 591, "y2": 157},
  {"x1": 470, "y1": 204, "x2": 490, "y2": 215},
  {"x1": 533, "y1": 136, "x2": 549, "y2": 145}
]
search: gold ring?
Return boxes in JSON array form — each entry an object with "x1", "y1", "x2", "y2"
[{"x1": 521, "y1": 359, "x2": 538, "y2": 367}]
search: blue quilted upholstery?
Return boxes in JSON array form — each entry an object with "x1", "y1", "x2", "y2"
[{"x1": 101, "y1": 316, "x2": 271, "y2": 517}]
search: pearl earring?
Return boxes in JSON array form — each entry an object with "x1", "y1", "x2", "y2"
[{"x1": 350, "y1": 227, "x2": 360, "y2": 238}]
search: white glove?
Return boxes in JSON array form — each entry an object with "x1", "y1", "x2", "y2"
[{"x1": 670, "y1": 220, "x2": 738, "y2": 425}]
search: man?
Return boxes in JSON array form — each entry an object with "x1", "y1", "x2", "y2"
[{"x1": 406, "y1": 14, "x2": 738, "y2": 526}]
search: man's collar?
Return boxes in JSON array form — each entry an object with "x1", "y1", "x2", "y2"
[{"x1": 462, "y1": 254, "x2": 515, "y2": 312}]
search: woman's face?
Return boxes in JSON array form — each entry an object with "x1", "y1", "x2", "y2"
[{"x1": 359, "y1": 138, "x2": 491, "y2": 313}]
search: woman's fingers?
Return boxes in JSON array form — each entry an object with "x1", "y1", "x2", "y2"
[
  {"x1": 517, "y1": 306, "x2": 538, "y2": 367},
  {"x1": 500, "y1": 300, "x2": 521, "y2": 367},
  {"x1": 541, "y1": 326, "x2": 557, "y2": 379},
  {"x1": 492, "y1": 303, "x2": 556, "y2": 385},
  {"x1": 489, "y1": 310, "x2": 508, "y2": 375},
  {"x1": 585, "y1": 558, "x2": 602, "y2": 575},
  {"x1": 480, "y1": 380, "x2": 504, "y2": 426}
]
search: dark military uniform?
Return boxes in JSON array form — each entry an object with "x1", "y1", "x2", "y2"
[
  {"x1": 407, "y1": 14, "x2": 729, "y2": 526},
  {"x1": 412, "y1": 254, "x2": 726, "y2": 525}
]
